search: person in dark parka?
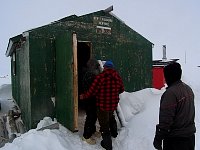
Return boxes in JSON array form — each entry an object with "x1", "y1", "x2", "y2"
[
  {"x1": 81, "y1": 59, "x2": 102, "y2": 145},
  {"x1": 153, "y1": 62, "x2": 196, "y2": 150}
]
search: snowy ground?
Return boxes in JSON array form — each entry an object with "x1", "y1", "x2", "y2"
[{"x1": 0, "y1": 64, "x2": 199, "y2": 150}]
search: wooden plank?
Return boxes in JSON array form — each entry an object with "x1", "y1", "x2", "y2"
[{"x1": 72, "y1": 33, "x2": 78, "y2": 131}]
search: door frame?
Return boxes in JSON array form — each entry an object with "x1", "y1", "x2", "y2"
[{"x1": 72, "y1": 33, "x2": 78, "y2": 131}]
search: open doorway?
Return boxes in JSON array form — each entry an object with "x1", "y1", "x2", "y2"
[
  {"x1": 77, "y1": 41, "x2": 91, "y2": 131},
  {"x1": 77, "y1": 41, "x2": 91, "y2": 100}
]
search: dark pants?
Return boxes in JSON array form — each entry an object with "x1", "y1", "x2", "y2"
[
  {"x1": 83, "y1": 98, "x2": 97, "y2": 139},
  {"x1": 97, "y1": 109, "x2": 118, "y2": 150},
  {"x1": 163, "y1": 135, "x2": 195, "y2": 150}
]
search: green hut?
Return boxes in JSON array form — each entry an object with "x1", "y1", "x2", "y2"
[{"x1": 6, "y1": 7, "x2": 153, "y2": 131}]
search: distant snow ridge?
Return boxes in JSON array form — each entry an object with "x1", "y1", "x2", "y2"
[
  {"x1": 0, "y1": 75, "x2": 11, "y2": 87},
  {"x1": 0, "y1": 84, "x2": 12, "y2": 100}
]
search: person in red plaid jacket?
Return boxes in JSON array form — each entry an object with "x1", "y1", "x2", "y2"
[{"x1": 80, "y1": 60, "x2": 124, "y2": 150}]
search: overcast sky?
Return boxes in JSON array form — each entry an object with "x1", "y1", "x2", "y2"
[{"x1": 1, "y1": 0, "x2": 200, "y2": 77}]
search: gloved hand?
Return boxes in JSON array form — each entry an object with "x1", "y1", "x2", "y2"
[
  {"x1": 153, "y1": 135, "x2": 162, "y2": 150},
  {"x1": 153, "y1": 124, "x2": 167, "y2": 150}
]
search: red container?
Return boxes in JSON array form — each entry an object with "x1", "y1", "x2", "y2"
[{"x1": 152, "y1": 66, "x2": 165, "y2": 89}]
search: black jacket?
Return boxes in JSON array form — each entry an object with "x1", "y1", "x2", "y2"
[{"x1": 158, "y1": 80, "x2": 196, "y2": 138}]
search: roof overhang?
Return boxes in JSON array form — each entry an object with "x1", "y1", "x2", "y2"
[
  {"x1": 153, "y1": 59, "x2": 179, "y2": 66},
  {"x1": 5, "y1": 33, "x2": 28, "y2": 57},
  {"x1": 6, "y1": 39, "x2": 15, "y2": 57}
]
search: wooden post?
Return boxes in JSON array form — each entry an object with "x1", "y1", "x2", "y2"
[{"x1": 72, "y1": 33, "x2": 78, "y2": 131}]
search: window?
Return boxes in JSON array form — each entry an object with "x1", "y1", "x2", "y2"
[{"x1": 12, "y1": 52, "x2": 16, "y2": 76}]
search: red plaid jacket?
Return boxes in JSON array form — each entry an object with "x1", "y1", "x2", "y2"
[{"x1": 82, "y1": 68, "x2": 124, "y2": 111}]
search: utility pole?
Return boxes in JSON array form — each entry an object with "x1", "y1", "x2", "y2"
[{"x1": 162, "y1": 45, "x2": 167, "y2": 62}]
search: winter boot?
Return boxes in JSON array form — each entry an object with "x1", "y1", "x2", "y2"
[
  {"x1": 101, "y1": 140, "x2": 112, "y2": 150},
  {"x1": 111, "y1": 131, "x2": 118, "y2": 138},
  {"x1": 93, "y1": 131, "x2": 101, "y2": 138},
  {"x1": 101, "y1": 133, "x2": 112, "y2": 150},
  {"x1": 82, "y1": 137, "x2": 96, "y2": 145}
]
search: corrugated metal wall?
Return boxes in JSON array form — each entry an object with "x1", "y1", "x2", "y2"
[
  {"x1": 55, "y1": 32, "x2": 74, "y2": 131},
  {"x1": 29, "y1": 34, "x2": 55, "y2": 128},
  {"x1": 11, "y1": 37, "x2": 31, "y2": 129}
]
